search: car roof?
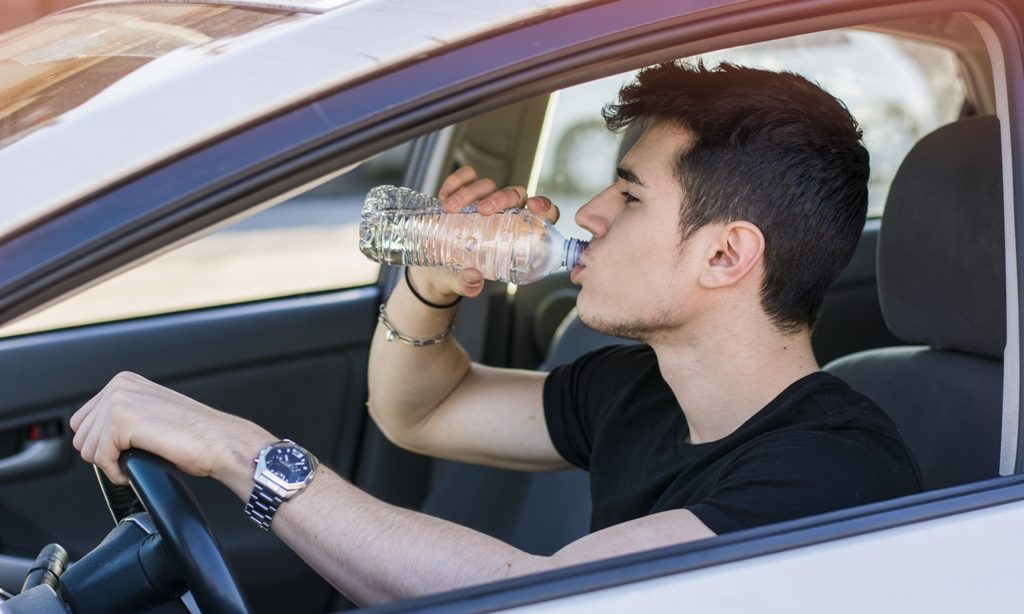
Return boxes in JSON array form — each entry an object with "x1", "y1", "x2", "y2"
[
  {"x1": 82, "y1": 0, "x2": 359, "y2": 12},
  {"x1": 0, "y1": 0, "x2": 594, "y2": 240}
]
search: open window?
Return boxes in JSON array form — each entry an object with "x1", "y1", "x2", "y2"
[{"x1": 370, "y1": 6, "x2": 1020, "y2": 612}]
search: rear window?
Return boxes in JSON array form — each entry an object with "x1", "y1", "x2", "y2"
[{"x1": 0, "y1": 4, "x2": 300, "y2": 149}]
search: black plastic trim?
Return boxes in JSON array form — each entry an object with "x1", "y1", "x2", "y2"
[{"x1": 0, "y1": 286, "x2": 378, "y2": 411}]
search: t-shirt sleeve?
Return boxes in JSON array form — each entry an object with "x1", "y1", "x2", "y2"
[
  {"x1": 543, "y1": 345, "x2": 639, "y2": 470},
  {"x1": 685, "y1": 431, "x2": 922, "y2": 535}
]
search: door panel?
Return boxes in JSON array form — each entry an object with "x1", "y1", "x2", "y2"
[{"x1": 0, "y1": 287, "x2": 379, "y2": 611}]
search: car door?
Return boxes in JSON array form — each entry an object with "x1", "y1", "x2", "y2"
[
  {"x1": 0, "y1": 148, "x2": 421, "y2": 611},
  {"x1": 1, "y1": 0, "x2": 1020, "y2": 612}
]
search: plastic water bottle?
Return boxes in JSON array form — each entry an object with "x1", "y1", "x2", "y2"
[{"x1": 359, "y1": 185, "x2": 588, "y2": 285}]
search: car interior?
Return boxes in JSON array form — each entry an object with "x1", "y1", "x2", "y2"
[{"x1": 0, "y1": 8, "x2": 1012, "y2": 613}]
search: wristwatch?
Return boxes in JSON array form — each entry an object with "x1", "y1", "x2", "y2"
[{"x1": 244, "y1": 440, "x2": 318, "y2": 531}]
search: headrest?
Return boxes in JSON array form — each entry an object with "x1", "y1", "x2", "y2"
[
  {"x1": 540, "y1": 308, "x2": 634, "y2": 370},
  {"x1": 878, "y1": 115, "x2": 1005, "y2": 358}
]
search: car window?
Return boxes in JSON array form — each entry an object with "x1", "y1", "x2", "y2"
[
  {"x1": 536, "y1": 28, "x2": 965, "y2": 239},
  {"x1": 0, "y1": 144, "x2": 408, "y2": 337}
]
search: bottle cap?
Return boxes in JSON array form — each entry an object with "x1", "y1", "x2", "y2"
[{"x1": 563, "y1": 238, "x2": 588, "y2": 269}]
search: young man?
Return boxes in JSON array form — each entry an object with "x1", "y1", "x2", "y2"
[{"x1": 70, "y1": 62, "x2": 921, "y2": 605}]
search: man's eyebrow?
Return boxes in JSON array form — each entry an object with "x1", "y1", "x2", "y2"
[{"x1": 616, "y1": 166, "x2": 646, "y2": 187}]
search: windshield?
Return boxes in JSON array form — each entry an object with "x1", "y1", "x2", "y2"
[{"x1": 0, "y1": 3, "x2": 301, "y2": 150}]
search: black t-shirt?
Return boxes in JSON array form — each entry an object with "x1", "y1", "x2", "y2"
[{"x1": 543, "y1": 344, "x2": 922, "y2": 534}]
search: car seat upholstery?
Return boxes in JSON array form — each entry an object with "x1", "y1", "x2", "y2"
[{"x1": 826, "y1": 115, "x2": 1005, "y2": 491}]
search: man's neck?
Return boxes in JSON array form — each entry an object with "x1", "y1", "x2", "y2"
[{"x1": 650, "y1": 321, "x2": 819, "y2": 445}]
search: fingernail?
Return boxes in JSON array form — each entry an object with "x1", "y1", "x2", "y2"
[{"x1": 479, "y1": 200, "x2": 494, "y2": 213}]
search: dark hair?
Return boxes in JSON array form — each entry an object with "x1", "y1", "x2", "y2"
[{"x1": 603, "y1": 61, "x2": 870, "y2": 332}]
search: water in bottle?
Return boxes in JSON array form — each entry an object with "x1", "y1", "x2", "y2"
[{"x1": 359, "y1": 185, "x2": 588, "y2": 285}]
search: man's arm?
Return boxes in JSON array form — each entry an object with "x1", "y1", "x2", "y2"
[
  {"x1": 367, "y1": 166, "x2": 569, "y2": 471},
  {"x1": 69, "y1": 375, "x2": 715, "y2": 605},
  {"x1": 239, "y1": 459, "x2": 715, "y2": 605}
]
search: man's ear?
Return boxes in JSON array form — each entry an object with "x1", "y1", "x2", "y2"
[{"x1": 699, "y1": 221, "x2": 765, "y2": 288}]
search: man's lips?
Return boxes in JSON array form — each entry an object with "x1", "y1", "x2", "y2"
[
  {"x1": 571, "y1": 245, "x2": 593, "y2": 285},
  {"x1": 570, "y1": 263, "x2": 585, "y2": 285}
]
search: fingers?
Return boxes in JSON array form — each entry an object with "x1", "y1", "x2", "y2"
[
  {"x1": 71, "y1": 377, "x2": 116, "y2": 457},
  {"x1": 95, "y1": 438, "x2": 129, "y2": 485},
  {"x1": 439, "y1": 166, "x2": 493, "y2": 212},
  {"x1": 72, "y1": 374, "x2": 131, "y2": 479},
  {"x1": 70, "y1": 372, "x2": 171, "y2": 482},
  {"x1": 406, "y1": 266, "x2": 464, "y2": 302},
  {"x1": 71, "y1": 395, "x2": 101, "y2": 450},
  {"x1": 92, "y1": 411, "x2": 130, "y2": 485},
  {"x1": 71, "y1": 371, "x2": 270, "y2": 491},
  {"x1": 69, "y1": 382, "x2": 108, "y2": 432},
  {"x1": 453, "y1": 268, "x2": 486, "y2": 299},
  {"x1": 476, "y1": 186, "x2": 525, "y2": 214},
  {"x1": 438, "y1": 165, "x2": 562, "y2": 228},
  {"x1": 442, "y1": 178, "x2": 498, "y2": 212},
  {"x1": 526, "y1": 196, "x2": 560, "y2": 224},
  {"x1": 441, "y1": 166, "x2": 559, "y2": 217},
  {"x1": 407, "y1": 265, "x2": 486, "y2": 301},
  {"x1": 438, "y1": 165, "x2": 478, "y2": 201}
]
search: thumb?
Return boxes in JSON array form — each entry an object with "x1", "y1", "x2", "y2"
[
  {"x1": 457, "y1": 268, "x2": 485, "y2": 298},
  {"x1": 527, "y1": 196, "x2": 560, "y2": 225}
]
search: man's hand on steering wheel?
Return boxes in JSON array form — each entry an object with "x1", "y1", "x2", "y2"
[{"x1": 70, "y1": 371, "x2": 273, "y2": 500}]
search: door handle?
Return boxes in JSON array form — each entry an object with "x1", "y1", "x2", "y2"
[{"x1": 0, "y1": 438, "x2": 65, "y2": 482}]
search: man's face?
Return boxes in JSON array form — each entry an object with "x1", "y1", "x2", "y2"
[{"x1": 572, "y1": 121, "x2": 710, "y2": 341}]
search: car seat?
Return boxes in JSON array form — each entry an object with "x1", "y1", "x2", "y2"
[{"x1": 825, "y1": 115, "x2": 1005, "y2": 490}]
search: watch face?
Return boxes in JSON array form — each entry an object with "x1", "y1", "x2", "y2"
[{"x1": 264, "y1": 446, "x2": 314, "y2": 484}]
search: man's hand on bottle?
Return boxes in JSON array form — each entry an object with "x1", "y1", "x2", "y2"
[{"x1": 408, "y1": 166, "x2": 562, "y2": 303}]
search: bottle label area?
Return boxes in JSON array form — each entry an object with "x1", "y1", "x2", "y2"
[{"x1": 360, "y1": 185, "x2": 588, "y2": 284}]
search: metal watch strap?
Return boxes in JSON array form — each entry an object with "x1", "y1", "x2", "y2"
[{"x1": 244, "y1": 482, "x2": 283, "y2": 531}]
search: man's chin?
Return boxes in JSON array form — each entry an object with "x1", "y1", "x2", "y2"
[{"x1": 576, "y1": 307, "x2": 649, "y2": 342}]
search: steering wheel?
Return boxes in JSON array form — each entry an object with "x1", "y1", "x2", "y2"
[{"x1": 100, "y1": 449, "x2": 250, "y2": 614}]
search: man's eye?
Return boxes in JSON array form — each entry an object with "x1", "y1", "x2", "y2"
[{"x1": 620, "y1": 190, "x2": 639, "y2": 205}]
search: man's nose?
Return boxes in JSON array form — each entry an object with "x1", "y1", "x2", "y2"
[{"x1": 575, "y1": 185, "x2": 617, "y2": 238}]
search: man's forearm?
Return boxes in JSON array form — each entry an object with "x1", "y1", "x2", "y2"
[
  {"x1": 366, "y1": 270, "x2": 472, "y2": 445},
  {"x1": 218, "y1": 452, "x2": 715, "y2": 605},
  {"x1": 70, "y1": 370, "x2": 712, "y2": 607},
  {"x1": 220, "y1": 456, "x2": 546, "y2": 605}
]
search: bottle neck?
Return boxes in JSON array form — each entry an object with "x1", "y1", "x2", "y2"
[{"x1": 562, "y1": 238, "x2": 588, "y2": 269}]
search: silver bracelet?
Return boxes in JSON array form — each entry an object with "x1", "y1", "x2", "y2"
[{"x1": 378, "y1": 303, "x2": 454, "y2": 346}]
